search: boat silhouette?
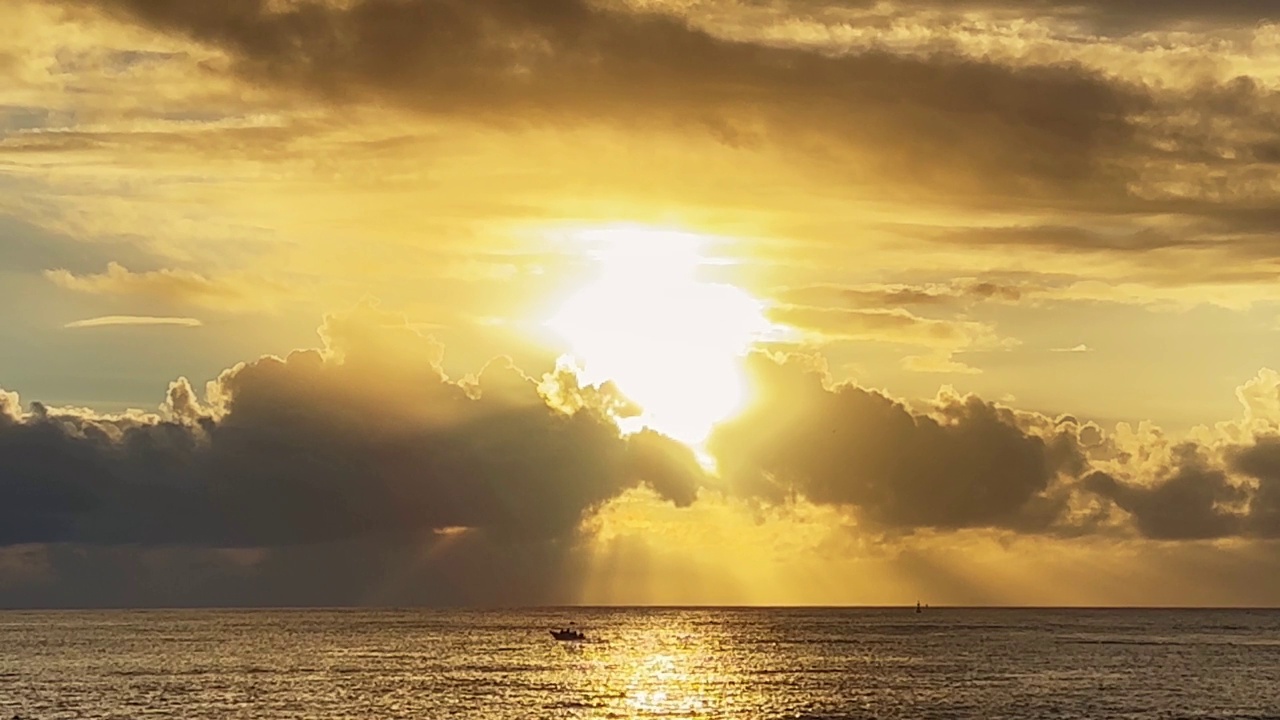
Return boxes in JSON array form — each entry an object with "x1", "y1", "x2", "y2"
[{"x1": 550, "y1": 628, "x2": 586, "y2": 641}]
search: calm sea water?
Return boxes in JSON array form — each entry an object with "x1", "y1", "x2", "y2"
[{"x1": 1, "y1": 608, "x2": 1278, "y2": 719}]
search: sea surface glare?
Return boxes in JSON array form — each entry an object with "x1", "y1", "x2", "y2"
[{"x1": 2, "y1": 608, "x2": 1279, "y2": 719}]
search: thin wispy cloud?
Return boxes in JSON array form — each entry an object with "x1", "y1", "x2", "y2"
[
  {"x1": 63, "y1": 315, "x2": 202, "y2": 329},
  {"x1": 46, "y1": 263, "x2": 282, "y2": 313}
]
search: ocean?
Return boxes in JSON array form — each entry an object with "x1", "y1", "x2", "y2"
[{"x1": 1, "y1": 607, "x2": 1278, "y2": 719}]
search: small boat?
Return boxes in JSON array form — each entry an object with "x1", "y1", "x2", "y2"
[
  {"x1": 916, "y1": 601, "x2": 922, "y2": 614},
  {"x1": 550, "y1": 628, "x2": 586, "y2": 641}
]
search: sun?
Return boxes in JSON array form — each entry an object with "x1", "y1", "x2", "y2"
[{"x1": 542, "y1": 224, "x2": 775, "y2": 453}]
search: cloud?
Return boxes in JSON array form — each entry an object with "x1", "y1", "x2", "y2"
[
  {"x1": 1229, "y1": 437, "x2": 1280, "y2": 538},
  {"x1": 11, "y1": 0, "x2": 1280, "y2": 307},
  {"x1": 63, "y1": 315, "x2": 201, "y2": 328},
  {"x1": 703, "y1": 355, "x2": 1280, "y2": 545},
  {"x1": 50, "y1": 0, "x2": 1139, "y2": 202},
  {"x1": 7, "y1": 0, "x2": 1278, "y2": 250},
  {"x1": 45, "y1": 261, "x2": 281, "y2": 312},
  {"x1": 938, "y1": 225, "x2": 1191, "y2": 254},
  {"x1": 1083, "y1": 460, "x2": 1245, "y2": 541},
  {"x1": 1237, "y1": 369, "x2": 1280, "y2": 431},
  {"x1": 767, "y1": 305, "x2": 1002, "y2": 348},
  {"x1": 774, "y1": 280, "x2": 1028, "y2": 310},
  {"x1": 991, "y1": 1, "x2": 1280, "y2": 32},
  {"x1": 1051, "y1": 344, "x2": 1092, "y2": 353},
  {"x1": 901, "y1": 354, "x2": 984, "y2": 375},
  {"x1": 766, "y1": 304, "x2": 1010, "y2": 374},
  {"x1": 1064, "y1": 370, "x2": 1280, "y2": 542},
  {"x1": 776, "y1": 262, "x2": 1280, "y2": 316},
  {"x1": 726, "y1": 1, "x2": 1280, "y2": 33},
  {"x1": 5, "y1": 302, "x2": 1280, "y2": 603},
  {"x1": 0, "y1": 121, "x2": 325, "y2": 171},
  {"x1": 932, "y1": 220, "x2": 1280, "y2": 273},
  {"x1": 0, "y1": 301, "x2": 705, "y2": 552},
  {"x1": 707, "y1": 352, "x2": 1081, "y2": 532}
]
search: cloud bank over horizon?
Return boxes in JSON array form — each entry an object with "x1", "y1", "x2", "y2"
[{"x1": 3, "y1": 302, "x2": 1280, "y2": 606}]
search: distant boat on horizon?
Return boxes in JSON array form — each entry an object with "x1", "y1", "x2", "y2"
[{"x1": 550, "y1": 627, "x2": 586, "y2": 641}]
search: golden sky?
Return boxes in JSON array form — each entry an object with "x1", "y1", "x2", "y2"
[{"x1": 2, "y1": 0, "x2": 1280, "y2": 606}]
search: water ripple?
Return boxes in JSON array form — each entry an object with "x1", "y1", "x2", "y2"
[{"x1": 0, "y1": 608, "x2": 1278, "y2": 719}]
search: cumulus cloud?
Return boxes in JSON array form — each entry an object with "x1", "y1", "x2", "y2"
[
  {"x1": 1083, "y1": 460, "x2": 1246, "y2": 541},
  {"x1": 707, "y1": 352, "x2": 1080, "y2": 532},
  {"x1": 0, "y1": 302, "x2": 706, "y2": 551},
  {"x1": 1237, "y1": 369, "x2": 1280, "y2": 431},
  {"x1": 702, "y1": 351, "x2": 1280, "y2": 547},
  {"x1": 1068, "y1": 372, "x2": 1280, "y2": 542},
  {"x1": 1229, "y1": 437, "x2": 1280, "y2": 538},
  {"x1": 4, "y1": 300, "x2": 1280, "y2": 604}
]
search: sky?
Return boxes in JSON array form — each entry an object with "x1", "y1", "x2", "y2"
[{"x1": 2, "y1": 0, "x2": 1280, "y2": 607}]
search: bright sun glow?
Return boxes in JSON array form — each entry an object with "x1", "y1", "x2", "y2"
[{"x1": 544, "y1": 224, "x2": 775, "y2": 453}]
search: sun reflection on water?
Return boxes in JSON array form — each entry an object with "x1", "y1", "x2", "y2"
[
  {"x1": 623, "y1": 652, "x2": 712, "y2": 716},
  {"x1": 558, "y1": 612, "x2": 748, "y2": 719}
]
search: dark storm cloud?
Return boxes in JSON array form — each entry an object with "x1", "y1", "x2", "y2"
[
  {"x1": 0, "y1": 303, "x2": 706, "y2": 549},
  {"x1": 708, "y1": 352, "x2": 1080, "y2": 532},
  {"x1": 56, "y1": 0, "x2": 1140, "y2": 197}
]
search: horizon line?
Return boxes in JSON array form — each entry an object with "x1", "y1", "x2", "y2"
[{"x1": 3, "y1": 604, "x2": 1279, "y2": 612}]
